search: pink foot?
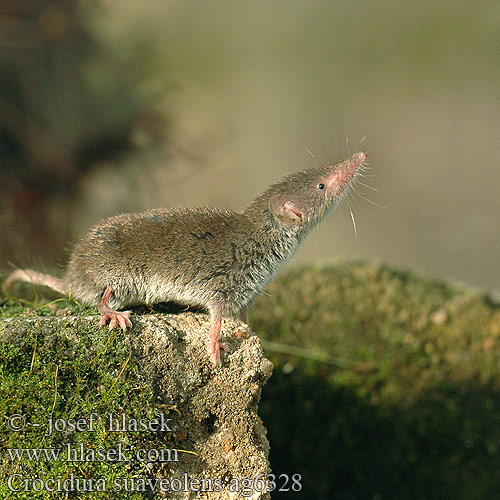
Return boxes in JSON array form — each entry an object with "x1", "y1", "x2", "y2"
[
  {"x1": 97, "y1": 286, "x2": 132, "y2": 331},
  {"x1": 208, "y1": 340, "x2": 228, "y2": 365},
  {"x1": 99, "y1": 310, "x2": 132, "y2": 331}
]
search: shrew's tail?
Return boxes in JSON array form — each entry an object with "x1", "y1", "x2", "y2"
[{"x1": 3, "y1": 269, "x2": 67, "y2": 295}]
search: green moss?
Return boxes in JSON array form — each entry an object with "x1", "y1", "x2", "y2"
[
  {"x1": 0, "y1": 307, "x2": 170, "y2": 499},
  {"x1": 252, "y1": 261, "x2": 500, "y2": 499},
  {"x1": 253, "y1": 261, "x2": 500, "y2": 403}
]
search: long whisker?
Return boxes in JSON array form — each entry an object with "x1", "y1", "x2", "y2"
[
  {"x1": 355, "y1": 136, "x2": 367, "y2": 149},
  {"x1": 357, "y1": 180, "x2": 379, "y2": 192},
  {"x1": 346, "y1": 190, "x2": 368, "y2": 222},
  {"x1": 357, "y1": 172, "x2": 377, "y2": 179},
  {"x1": 349, "y1": 204, "x2": 358, "y2": 239},
  {"x1": 293, "y1": 133, "x2": 315, "y2": 159},
  {"x1": 351, "y1": 187, "x2": 389, "y2": 210}
]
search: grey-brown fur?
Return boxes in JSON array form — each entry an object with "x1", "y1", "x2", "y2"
[
  {"x1": 65, "y1": 207, "x2": 297, "y2": 315},
  {"x1": 4, "y1": 152, "x2": 367, "y2": 363}
]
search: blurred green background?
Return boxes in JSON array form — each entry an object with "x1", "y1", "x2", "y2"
[{"x1": 1, "y1": 0, "x2": 499, "y2": 291}]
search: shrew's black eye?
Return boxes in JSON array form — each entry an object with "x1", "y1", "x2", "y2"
[{"x1": 317, "y1": 183, "x2": 325, "y2": 190}]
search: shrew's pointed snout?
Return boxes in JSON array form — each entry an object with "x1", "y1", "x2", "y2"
[
  {"x1": 325, "y1": 152, "x2": 366, "y2": 191},
  {"x1": 354, "y1": 151, "x2": 367, "y2": 163}
]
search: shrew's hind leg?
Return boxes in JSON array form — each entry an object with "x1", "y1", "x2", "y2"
[
  {"x1": 97, "y1": 287, "x2": 132, "y2": 331},
  {"x1": 207, "y1": 303, "x2": 228, "y2": 365}
]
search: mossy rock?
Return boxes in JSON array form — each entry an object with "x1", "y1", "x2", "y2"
[
  {"x1": 251, "y1": 261, "x2": 500, "y2": 500},
  {"x1": 0, "y1": 301, "x2": 272, "y2": 499},
  {"x1": 0, "y1": 311, "x2": 159, "y2": 499}
]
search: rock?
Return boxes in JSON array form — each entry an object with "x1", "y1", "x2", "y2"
[{"x1": 0, "y1": 311, "x2": 273, "y2": 499}]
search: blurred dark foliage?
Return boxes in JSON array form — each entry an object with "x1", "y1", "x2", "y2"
[
  {"x1": 253, "y1": 263, "x2": 500, "y2": 499},
  {"x1": 261, "y1": 369, "x2": 500, "y2": 500},
  {"x1": 0, "y1": 0, "x2": 163, "y2": 266}
]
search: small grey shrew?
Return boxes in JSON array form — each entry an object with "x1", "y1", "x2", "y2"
[{"x1": 4, "y1": 152, "x2": 367, "y2": 364}]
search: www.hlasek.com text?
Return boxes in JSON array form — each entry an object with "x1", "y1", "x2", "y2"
[{"x1": 8, "y1": 442, "x2": 179, "y2": 463}]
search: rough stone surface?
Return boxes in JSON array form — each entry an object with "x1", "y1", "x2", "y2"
[{"x1": 0, "y1": 312, "x2": 273, "y2": 499}]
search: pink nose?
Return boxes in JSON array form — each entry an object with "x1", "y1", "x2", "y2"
[{"x1": 326, "y1": 152, "x2": 366, "y2": 190}]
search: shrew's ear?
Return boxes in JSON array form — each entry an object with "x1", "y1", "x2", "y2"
[{"x1": 269, "y1": 195, "x2": 304, "y2": 227}]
